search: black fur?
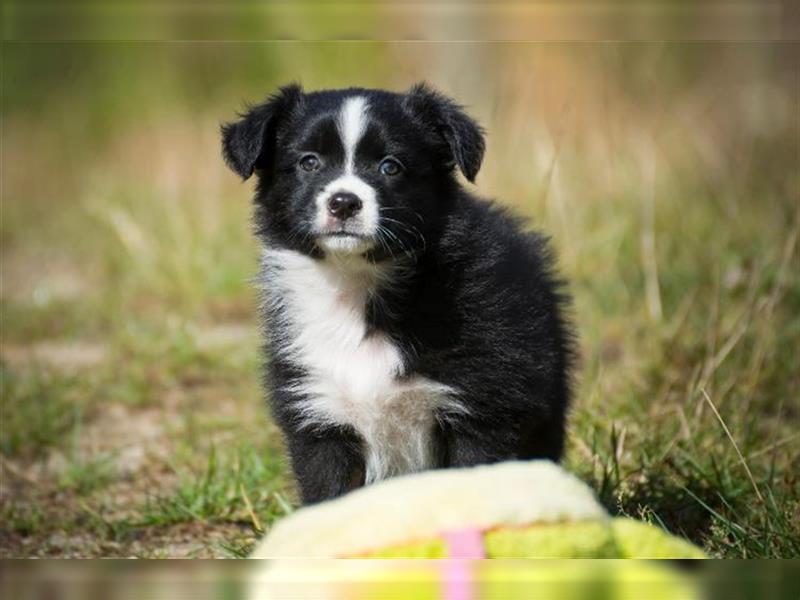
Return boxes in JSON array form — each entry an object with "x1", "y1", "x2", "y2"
[{"x1": 221, "y1": 83, "x2": 576, "y2": 505}]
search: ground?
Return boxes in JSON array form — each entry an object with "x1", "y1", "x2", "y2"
[{"x1": 2, "y1": 44, "x2": 798, "y2": 557}]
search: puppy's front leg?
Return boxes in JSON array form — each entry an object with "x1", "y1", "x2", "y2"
[
  {"x1": 443, "y1": 416, "x2": 563, "y2": 467},
  {"x1": 445, "y1": 429, "x2": 510, "y2": 468},
  {"x1": 286, "y1": 427, "x2": 365, "y2": 505},
  {"x1": 441, "y1": 416, "x2": 526, "y2": 468}
]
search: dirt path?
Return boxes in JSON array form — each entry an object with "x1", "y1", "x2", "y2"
[{"x1": 1, "y1": 324, "x2": 284, "y2": 558}]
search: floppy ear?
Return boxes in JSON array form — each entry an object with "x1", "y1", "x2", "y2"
[
  {"x1": 221, "y1": 83, "x2": 303, "y2": 180},
  {"x1": 402, "y1": 83, "x2": 486, "y2": 182}
]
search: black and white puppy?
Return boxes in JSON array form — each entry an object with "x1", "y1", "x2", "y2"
[{"x1": 221, "y1": 83, "x2": 576, "y2": 505}]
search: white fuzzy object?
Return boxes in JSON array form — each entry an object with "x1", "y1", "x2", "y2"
[{"x1": 251, "y1": 460, "x2": 607, "y2": 558}]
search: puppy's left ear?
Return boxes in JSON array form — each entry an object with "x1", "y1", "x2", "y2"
[
  {"x1": 402, "y1": 83, "x2": 485, "y2": 182},
  {"x1": 221, "y1": 83, "x2": 303, "y2": 180}
]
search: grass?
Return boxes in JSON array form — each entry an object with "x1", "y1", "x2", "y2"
[
  {"x1": 1, "y1": 43, "x2": 798, "y2": 558},
  {"x1": 136, "y1": 443, "x2": 291, "y2": 531}
]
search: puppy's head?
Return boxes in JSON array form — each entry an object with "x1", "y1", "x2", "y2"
[{"x1": 221, "y1": 83, "x2": 485, "y2": 260}]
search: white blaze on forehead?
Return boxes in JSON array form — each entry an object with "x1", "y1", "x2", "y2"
[
  {"x1": 337, "y1": 96, "x2": 369, "y2": 173},
  {"x1": 310, "y1": 94, "x2": 379, "y2": 251}
]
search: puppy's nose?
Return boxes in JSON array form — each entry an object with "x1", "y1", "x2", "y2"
[{"x1": 327, "y1": 192, "x2": 362, "y2": 220}]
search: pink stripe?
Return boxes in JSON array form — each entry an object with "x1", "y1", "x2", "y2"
[
  {"x1": 444, "y1": 528, "x2": 485, "y2": 559},
  {"x1": 442, "y1": 528, "x2": 484, "y2": 600}
]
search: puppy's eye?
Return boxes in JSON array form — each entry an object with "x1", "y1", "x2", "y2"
[
  {"x1": 299, "y1": 154, "x2": 321, "y2": 172},
  {"x1": 379, "y1": 157, "x2": 403, "y2": 176}
]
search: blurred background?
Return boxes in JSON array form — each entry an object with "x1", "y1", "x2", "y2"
[{"x1": 1, "y1": 2, "x2": 798, "y2": 558}]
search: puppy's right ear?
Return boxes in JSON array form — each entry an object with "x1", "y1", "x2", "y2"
[{"x1": 221, "y1": 84, "x2": 303, "y2": 180}]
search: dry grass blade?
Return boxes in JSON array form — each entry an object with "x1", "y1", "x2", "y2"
[
  {"x1": 0, "y1": 455, "x2": 39, "y2": 486},
  {"x1": 240, "y1": 483, "x2": 263, "y2": 534},
  {"x1": 748, "y1": 433, "x2": 800, "y2": 460},
  {"x1": 701, "y1": 388, "x2": 764, "y2": 503},
  {"x1": 639, "y1": 134, "x2": 662, "y2": 322}
]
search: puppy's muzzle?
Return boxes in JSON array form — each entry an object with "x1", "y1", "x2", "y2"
[{"x1": 327, "y1": 192, "x2": 362, "y2": 221}]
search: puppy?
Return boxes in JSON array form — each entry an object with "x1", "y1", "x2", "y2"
[{"x1": 221, "y1": 83, "x2": 575, "y2": 505}]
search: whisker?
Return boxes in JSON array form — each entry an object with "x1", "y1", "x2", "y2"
[
  {"x1": 378, "y1": 206, "x2": 426, "y2": 225},
  {"x1": 379, "y1": 217, "x2": 427, "y2": 252},
  {"x1": 375, "y1": 226, "x2": 392, "y2": 257},
  {"x1": 379, "y1": 224, "x2": 415, "y2": 261}
]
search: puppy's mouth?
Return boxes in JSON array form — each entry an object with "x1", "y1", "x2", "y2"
[
  {"x1": 315, "y1": 230, "x2": 375, "y2": 254},
  {"x1": 320, "y1": 231, "x2": 367, "y2": 239}
]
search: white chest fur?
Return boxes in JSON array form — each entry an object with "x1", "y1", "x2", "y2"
[{"x1": 260, "y1": 248, "x2": 461, "y2": 484}]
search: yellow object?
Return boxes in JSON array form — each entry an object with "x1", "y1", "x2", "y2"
[
  {"x1": 251, "y1": 460, "x2": 704, "y2": 559},
  {"x1": 248, "y1": 462, "x2": 704, "y2": 599}
]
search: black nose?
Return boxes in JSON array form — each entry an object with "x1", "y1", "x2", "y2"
[{"x1": 327, "y1": 192, "x2": 362, "y2": 220}]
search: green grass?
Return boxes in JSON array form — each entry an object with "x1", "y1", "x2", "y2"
[
  {"x1": 136, "y1": 443, "x2": 292, "y2": 530},
  {"x1": 2, "y1": 42, "x2": 798, "y2": 558},
  {"x1": 1, "y1": 367, "x2": 87, "y2": 457}
]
